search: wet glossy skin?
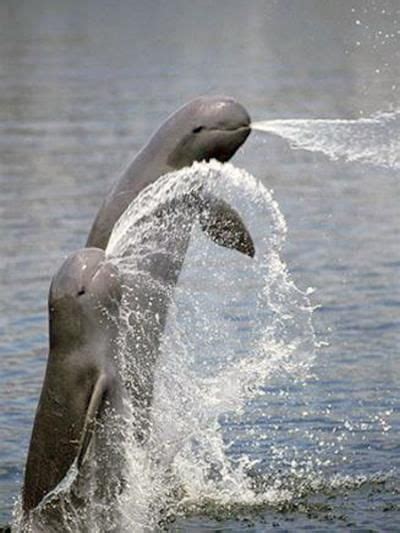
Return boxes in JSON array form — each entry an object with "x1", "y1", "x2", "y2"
[
  {"x1": 86, "y1": 96, "x2": 251, "y2": 250},
  {"x1": 22, "y1": 249, "x2": 122, "y2": 514}
]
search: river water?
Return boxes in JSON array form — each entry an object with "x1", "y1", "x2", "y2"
[{"x1": 1, "y1": 1, "x2": 400, "y2": 531}]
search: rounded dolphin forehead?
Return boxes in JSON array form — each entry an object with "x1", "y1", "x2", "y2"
[
  {"x1": 181, "y1": 96, "x2": 251, "y2": 129},
  {"x1": 50, "y1": 248, "x2": 106, "y2": 299}
]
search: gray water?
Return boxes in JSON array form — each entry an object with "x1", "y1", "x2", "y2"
[{"x1": 1, "y1": 0, "x2": 400, "y2": 530}]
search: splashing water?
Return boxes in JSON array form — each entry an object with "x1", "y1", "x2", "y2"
[
  {"x1": 252, "y1": 109, "x2": 400, "y2": 169},
  {"x1": 12, "y1": 161, "x2": 317, "y2": 532},
  {"x1": 13, "y1": 160, "x2": 395, "y2": 532},
  {"x1": 103, "y1": 161, "x2": 317, "y2": 529}
]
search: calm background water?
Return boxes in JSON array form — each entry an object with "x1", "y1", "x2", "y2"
[{"x1": 1, "y1": 0, "x2": 400, "y2": 530}]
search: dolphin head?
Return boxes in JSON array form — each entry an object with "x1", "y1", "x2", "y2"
[
  {"x1": 156, "y1": 96, "x2": 251, "y2": 168},
  {"x1": 49, "y1": 248, "x2": 121, "y2": 351}
]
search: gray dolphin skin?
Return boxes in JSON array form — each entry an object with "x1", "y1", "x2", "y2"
[
  {"x1": 86, "y1": 95, "x2": 252, "y2": 250},
  {"x1": 85, "y1": 96, "x2": 254, "y2": 440},
  {"x1": 114, "y1": 190, "x2": 255, "y2": 440},
  {"x1": 22, "y1": 249, "x2": 124, "y2": 528},
  {"x1": 19, "y1": 96, "x2": 254, "y2": 530}
]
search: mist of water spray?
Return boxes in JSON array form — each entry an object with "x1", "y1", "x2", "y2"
[{"x1": 252, "y1": 110, "x2": 400, "y2": 169}]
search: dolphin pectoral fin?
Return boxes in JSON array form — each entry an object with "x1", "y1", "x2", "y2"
[
  {"x1": 77, "y1": 373, "x2": 108, "y2": 469},
  {"x1": 198, "y1": 195, "x2": 255, "y2": 258}
]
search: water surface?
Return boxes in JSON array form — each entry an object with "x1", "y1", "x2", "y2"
[{"x1": 1, "y1": 1, "x2": 400, "y2": 530}]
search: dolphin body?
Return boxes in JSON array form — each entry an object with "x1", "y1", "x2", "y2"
[
  {"x1": 86, "y1": 96, "x2": 254, "y2": 439},
  {"x1": 19, "y1": 96, "x2": 254, "y2": 530},
  {"x1": 21, "y1": 249, "x2": 125, "y2": 531}
]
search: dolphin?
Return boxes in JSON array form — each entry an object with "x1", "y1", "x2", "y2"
[
  {"x1": 86, "y1": 95, "x2": 252, "y2": 250},
  {"x1": 85, "y1": 97, "x2": 254, "y2": 440},
  {"x1": 22, "y1": 249, "x2": 124, "y2": 530}
]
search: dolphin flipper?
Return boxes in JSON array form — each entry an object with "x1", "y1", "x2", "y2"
[
  {"x1": 198, "y1": 194, "x2": 255, "y2": 258},
  {"x1": 143, "y1": 191, "x2": 255, "y2": 257},
  {"x1": 77, "y1": 373, "x2": 108, "y2": 469}
]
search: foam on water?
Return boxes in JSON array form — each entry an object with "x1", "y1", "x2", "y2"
[{"x1": 252, "y1": 109, "x2": 400, "y2": 169}]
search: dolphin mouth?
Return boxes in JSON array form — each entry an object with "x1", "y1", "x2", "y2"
[
  {"x1": 202, "y1": 125, "x2": 251, "y2": 146},
  {"x1": 230, "y1": 125, "x2": 251, "y2": 133},
  {"x1": 223, "y1": 124, "x2": 252, "y2": 139},
  {"x1": 89, "y1": 260, "x2": 117, "y2": 290},
  {"x1": 90, "y1": 260, "x2": 107, "y2": 282},
  {"x1": 210, "y1": 124, "x2": 251, "y2": 134}
]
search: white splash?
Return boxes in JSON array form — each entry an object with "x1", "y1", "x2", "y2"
[
  {"x1": 105, "y1": 161, "x2": 317, "y2": 529},
  {"x1": 13, "y1": 162, "x2": 318, "y2": 532},
  {"x1": 252, "y1": 110, "x2": 400, "y2": 169}
]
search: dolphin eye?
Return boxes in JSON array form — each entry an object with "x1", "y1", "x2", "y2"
[
  {"x1": 192, "y1": 126, "x2": 204, "y2": 134},
  {"x1": 77, "y1": 287, "x2": 86, "y2": 297}
]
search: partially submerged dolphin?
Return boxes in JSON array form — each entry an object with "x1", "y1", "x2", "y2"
[
  {"x1": 19, "y1": 96, "x2": 255, "y2": 527},
  {"x1": 22, "y1": 249, "x2": 124, "y2": 530},
  {"x1": 86, "y1": 97, "x2": 254, "y2": 438}
]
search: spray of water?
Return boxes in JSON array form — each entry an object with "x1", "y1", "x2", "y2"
[
  {"x1": 104, "y1": 161, "x2": 317, "y2": 529},
  {"x1": 11, "y1": 121, "x2": 398, "y2": 529},
  {"x1": 252, "y1": 109, "x2": 400, "y2": 169},
  {"x1": 13, "y1": 161, "x2": 317, "y2": 532}
]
